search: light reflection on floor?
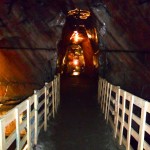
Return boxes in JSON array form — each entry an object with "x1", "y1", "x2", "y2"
[{"x1": 72, "y1": 71, "x2": 80, "y2": 76}]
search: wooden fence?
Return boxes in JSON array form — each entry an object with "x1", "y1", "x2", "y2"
[
  {"x1": 98, "y1": 76, "x2": 150, "y2": 150},
  {"x1": 0, "y1": 74, "x2": 60, "y2": 150}
]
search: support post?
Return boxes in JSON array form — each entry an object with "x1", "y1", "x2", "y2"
[
  {"x1": 34, "y1": 90, "x2": 38, "y2": 145},
  {"x1": 106, "y1": 84, "x2": 112, "y2": 123},
  {"x1": 54, "y1": 76, "x2": 57, "y2": 113},
  {"x1": 126, "y1": 95, "x2": 134, "y2": 150},
  {"x1": 0, "y1": 120, "x2": 5, "y2": 150},
  {"x1": 137, "y1": 101, "x2": 147, "y2": 150},
  {"x1": 27, "y1": 100, "x2": 31, "y2": 150},
  {"x1": 114, "y1": 87, "x2": 120, "y2": 138},
  {"x1": 119, "y1": 91, "x2": 126, "y2": 145},
  {"x1": 52, "y1": 81, "x2": 55, "y2": 118},
  {"x1": 16, "y1": 108, "x2": 20, "y2": 150},
  {"x1": 44, "y1": 83, "x2": 48, "y2": 131}
]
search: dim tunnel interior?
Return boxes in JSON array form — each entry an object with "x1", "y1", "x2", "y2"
[
  {"x1": 0, "y1": 0, "x2": 150, "y2": 149},
  {"x1": 36, "y1": 75, "x2": 124, "y2": 150},
  {"x1": 57, "y1": 8, "x2": 99, "y2": 77}
]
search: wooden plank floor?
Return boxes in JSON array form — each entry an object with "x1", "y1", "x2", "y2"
[{"x1": 36, "y1": 75, "x2": 125, "y2": 150}]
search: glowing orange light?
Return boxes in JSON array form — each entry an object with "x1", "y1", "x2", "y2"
[
  {"x1": 73, "y1": 59, "x2": 79, "y2": 66},
  {"x1": 70, "y1": 31, "x2": 83, "y2": 43},
  {"x1": 68, "y1": 8, "x2": 90, "y2": 20},
  {"x1": 87, "y1": 32, "x2": 92, "y2": 39}
]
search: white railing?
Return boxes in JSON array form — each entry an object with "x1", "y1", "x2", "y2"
[
  {"x1": 98, "y1": 76, "x2": 150, "y2": 150},
  {"x1": 0, "y1": 74, "x2": 60, "y2": 150}
]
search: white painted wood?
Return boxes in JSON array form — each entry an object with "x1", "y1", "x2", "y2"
[
  {"x1": 6, "y1": 130, "x2": 16, "y2": 149},
  {"x1": 20, "y1": 134, "x2": 27, "y2": 149},
  {"x1": 44, "y1": 83, "x2": 48, "y2": 131},
  {"x1": 38, "y1": 100, "x2": 45, "y2": 110},
  {"x1": 48, "y1": 101, "x2": 52, "y2": 107},
  {"x1": 111, "y1": 85, "x2": 120, "y2": 125},
  {"x1": 52, "y1": 80, "x2": 55, "y2": 118},
  {"x1": 132, "y1": 114, "x2": 140, "y2": 125},
  {"x1": 143, "y1": 141, "x2": 150, "y2": 150},
  {"x1": 119, "y1": 91, "x2": 126, "y2": 145},
  {"x1": 0, "y1": 75, "x2": 60, "y2": 150},
  {"x1": 105, "y1": 83, "x2": 109, "y2": 119},
  {"x1": 98, "y1": 76, "x2": 150, "y2": 150},
  {"x1": 37, "y1": 87, "x2": 45, "y2": 97},
  {"x1": 127, "y1": 95, "x2": 134, "y2": 150},
  {"x1": 145, "y1": 123, "x2": 150, "y2": 134},
  {"x1": 114, "y1": 87, "x2": 120, "y2": 138},
  {"x1": 16, "y1": 108, "x2": 21, "y2": 150},
  {"x1": 109, "y1": 105, "x2": 115, "y2": 115},
  {"x1": 54, "y1": 77, "x2": 56, "y2": 113},
  {"x1": 106, "y1": 84, "x2": 112, "y2": 123},
  {"x1": 137, "y1": 101, "x2": 147, "y2": 150},
  {"x1": 27, "y1": 100, "x2": 31, "y2": 150},
  {"x1": 4, "y1": 109, "x2": 16, "y2": 126},
  {"x1": 147, "y1": 102, "x2": 150, "y2": 113},
  {"x1": 34, "y1": 90, "x2": 38, "y2": 145},
  {"x1": 0, "y1": 120, "x2": 5, "y2": 150},
  {"x1": 39, "y1": 110, "x2": 44, "y2": 119},
  {"x1": 20, "y1": 120, "x2": 27, "y2": 131},
  {"x1": 131, "y1": 128, "x2": 139, "y2": 141}
]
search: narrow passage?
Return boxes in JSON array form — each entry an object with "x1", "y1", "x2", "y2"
[{"x1": 37, "y1": 75, "x2": 123, "y2": 150}]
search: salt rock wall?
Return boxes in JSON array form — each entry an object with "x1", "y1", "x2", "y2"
[
  {"x1": 91, "y1": 0, "x2": 150, "y2": 100},
  {"x1": 0, "y1": 0, "x2": 65, "y2": 103}
]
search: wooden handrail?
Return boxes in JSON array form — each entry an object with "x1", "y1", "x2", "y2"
[
  {"x1": 98, "y1": 76, "x2": 150, "y2": 150},
  {"x1": 0, "y1": 74, "x2": 60, "y2": 150}
]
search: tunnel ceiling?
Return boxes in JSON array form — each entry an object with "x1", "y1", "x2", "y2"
[{"x1": 0, "y1": 0, "x2": 150, "y2": 104}]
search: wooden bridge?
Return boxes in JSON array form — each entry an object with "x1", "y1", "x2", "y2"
[{"x1": 0, "y1": 74, "x2": 150, "y2": 150}]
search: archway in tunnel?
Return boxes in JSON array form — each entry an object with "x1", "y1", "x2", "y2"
[{"x1": 57, "y1": 8, "x2": 99, "y2": 77}]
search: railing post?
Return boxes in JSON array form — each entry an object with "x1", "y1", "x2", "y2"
[
  {"x1": 44, "y1": 83, "x2": 48, "y2": 131},
  {"x1": 106, "y1": 84, "x2": 112, "y2": 123},
  {"x1": 119, "y1": 91, "x2": 126, "y2": 145},
  {"x1": 127, "y1": 95, "x2": 134, "y2": 150},
  {"x1": 105, "y1": 83, "x2": 110, "y2": 119},
  {"x1": 54, "y1": 75, "x2": 57, "y2": 113},
  {"x1": 0, "y1": 119, "x2": 5, "y2": 150},
  {"x1": 26, "y1": 100, "x2": 31, "y2": 150},
  {"x1": 52, "y1": 80, "x2": 55, "y2": 118},
  {"x1": 34, "y1": 90, "x2": 38, "y2": 145},
  {"x1": 16, "y1": 108, "x2": 20, "y2": 150},
  {"x1": 137, "y1": 101, "x2": 147, "y2": 150},
  {"x1": 114, "y1": 87, "x2": 120, "y2": 138}
]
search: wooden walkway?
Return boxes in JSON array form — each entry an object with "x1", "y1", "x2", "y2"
[{"x1": 37, "y1": 75, "x2": 124, "y2": 150}]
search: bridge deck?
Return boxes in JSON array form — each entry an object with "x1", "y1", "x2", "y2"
[{"x1": 36, "y1": 75, "x2": 124, "y2": 150}]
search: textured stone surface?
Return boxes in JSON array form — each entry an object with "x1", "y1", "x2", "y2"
[
  {"x1": 91, "y1": 0, "x2": 150, "y2": 100},
  {"x1": 0, "y1": 0, "x2": 64, "y2": 102}
]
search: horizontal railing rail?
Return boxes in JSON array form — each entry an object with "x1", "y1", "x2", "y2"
[
  {"x1": 98, "y1": 76, "x2": 150, "y2": 150},
  {"x1": 0, "y1": 74, "x2": 60, "y2": 150}
]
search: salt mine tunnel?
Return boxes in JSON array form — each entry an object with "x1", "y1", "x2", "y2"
[{"x1": 0, "y1": 0, "x2": 150, "y2": 149}]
